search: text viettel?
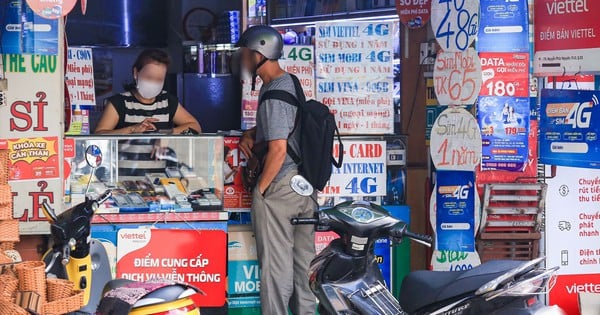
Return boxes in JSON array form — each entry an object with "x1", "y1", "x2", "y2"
[{"x1": 546, "y1": 0, "x2": 589, "y2": 15}]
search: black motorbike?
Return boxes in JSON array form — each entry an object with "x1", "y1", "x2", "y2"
[{"x1": 291, "y1": 199, "x2": 563, "y2": 315}]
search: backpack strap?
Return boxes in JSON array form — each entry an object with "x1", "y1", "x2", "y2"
[{"x1": 258, "y1": 75, "x2": 304, "y2": 165}]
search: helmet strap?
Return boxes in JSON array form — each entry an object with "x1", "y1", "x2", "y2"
[{"x1": 251, "y1": 56, "x2": 269, "y2": 91}]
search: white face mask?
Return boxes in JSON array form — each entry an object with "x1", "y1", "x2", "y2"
[{"x1": 136, "y1": 78, "x2": 163, "y2": 99}]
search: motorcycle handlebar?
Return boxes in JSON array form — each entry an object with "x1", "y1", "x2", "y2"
[
  {"x1": 96, "y1": 190, "x2": 112, "y2": 205},
  {"x1": 403, "y1": 230, "x2": 433, "y2": 246},
  {"x1": 290, "y1": 218, "x2": 319, "y2": 225}
]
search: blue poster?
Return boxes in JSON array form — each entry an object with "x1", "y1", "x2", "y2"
[
  {"x1": 436, "y1": 171, "x2": 475, "y2": 252},
  {"x1": 478, "y1": 0, "x2": 529, "y2": 53},
  {"x1": 1, "y1": 0, "x2": 22, "y2": 54},
  {"x1": 540, "y1": 89, "x2": 600, "y2": 169},
  {"x1": 478, "y1": 96, "x2": 530, "y2": 171},
  {"x1": 21, "y1": 2, "x2": 59, "y2": 55}
]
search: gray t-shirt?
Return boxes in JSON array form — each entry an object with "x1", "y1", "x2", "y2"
[{"x1": 256, "y1": 73, "x2": 300, "y2": 182}]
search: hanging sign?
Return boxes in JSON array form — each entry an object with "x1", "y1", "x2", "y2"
[
  {"x1": 117, "y1": 229, "x2": 227, "y2": 307},
  {"x1": 396, "y1": 0, "x2": 431, "y2": 29},
  {"x1": 321, "y1": 140, "x2": 387, "y2": 197},
  {"x1": 66, "y1": 47, "x2": 95, "y2": 106},
  {"x1": 430, "y1": 107, "x2": 482, "y2": 171},
  {"x1": 480, "y1": 52, "x2": 529, "y2": 98},
  {"x1": 478, "y1": 96, "x2": 530, "y2": 171},
  {"x1": 25, "y1": 0, "x2": 76, "y2": 19},
  {"x1": 546, "y1": 166, "x2": 600, "y2": 314},
  {"x1": 1, "y1": 137, "x2": 59, "y2": 180},
  {"x1": 431, "y1": 0, "x2": 480, "y2": 52},
  {"x1": 477, "y1": 0, "x2": 529, "y2": 53},
  {"x1": 540, "y1": 89, "x2": 600, "y2": 169},
  {"x1": 433, "y1": 48, "x2": 482, "y2": 105},
  {"x1": 430, "y1": 183, "x2": 481, "y2": 271},
  {"x1": 316, "y1": 21, "x2": 394, "y2": 134},
  {"x1": 241, "y1": 45, "x2": 315, "y2": 129},
  {"x1": 534, "y1": 0, "x2": 600, "y2": 76}
]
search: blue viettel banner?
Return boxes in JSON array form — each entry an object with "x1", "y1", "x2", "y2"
[
  {"x1": 540, "y1": 89, "x2": 600, "y2": 169},
  {"x1": 478, "y1": 0, "x2": 529, "y2": 53},
  {"x1": 478, "y1": 96, "x2": 530, "y2": 171},
  {"x1": 436, "y1": 171, "x2": 475, "y2": 252}
]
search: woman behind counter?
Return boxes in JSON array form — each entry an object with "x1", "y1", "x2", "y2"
[{"x1": 95, "y1": 49, "x2": 201, "y2": 135}]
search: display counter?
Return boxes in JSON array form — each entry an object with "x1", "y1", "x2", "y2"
[{"x1": 64, "y1": 134, "x2": 225, "y2": 217}]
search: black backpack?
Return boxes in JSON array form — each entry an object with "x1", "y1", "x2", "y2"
[{"x1": 260, "y1": 74, "x2": 344, "y2": 191}]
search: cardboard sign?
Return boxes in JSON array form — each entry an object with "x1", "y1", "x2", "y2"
[
  {"x1": 478, "y1": 0, "x2": 529, "y2": 53},
  {"x1": 25, "y1": 0, "x2": 76, "y2": 19},
  {"x1": 480, "y1": 53, "x2": 529, "y2": 98},
  {"x1": 431, "y1": 0, "x2": 480, "y2": 52},
  {"x1": 540, "y1": 89, "x2": 600, "y2": 169},
  {"x1": 534, "y1": 0, "x2": 600, "y2": 76},
  {"x1": 322, "y1": 141, "x2": 387, "y2": 197},
  {"x1": 478, "y1": 96, "x2": 530, "y2": 171},
  {"x1": 434, "y1": 48, "x2": 482, "y2": 106},
  {"x1": 396, "y1": 0, "x2": 431, "y2": 29},
  {"x1": 316, "y1": 21, "x2": 395, "y2": 134},
  {"x1": 430, "y1": 107, "x2": 482, "y2": 171},
  {"x1": 546, "y1": 166, "x2": 600, "y2": 314},
  {"x1": 117, "y1": 229, "x2": 227, "y2": 307},
  {"x1": 66, "y1": 47, "x2": 96, "y2": 106}
]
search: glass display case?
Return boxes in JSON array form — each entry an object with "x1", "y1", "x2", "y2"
[{"x1": 65, "y1": 135, "x2": 224, "y2": 216}]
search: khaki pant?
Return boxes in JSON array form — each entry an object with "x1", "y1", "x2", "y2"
[{"x1": 251, "y1": 171, "x2": 316, "y2": 315}]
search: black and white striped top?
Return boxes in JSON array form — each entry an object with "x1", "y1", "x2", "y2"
[{"x1": 108, "y1": 91, "x2": 179, "y2": 131}]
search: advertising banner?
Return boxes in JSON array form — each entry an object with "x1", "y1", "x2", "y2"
[
  {"x1": 430, "y1": 107, "x2": 482, "y2": 171},
  {"x1": 546, "y1": 166, "x2": 600, "y2": 314},
  {"x1": 322, "y1": 140, "x2": 387, "y2": 197},
  {"x1": 65, "y1": 47, "x2": 95, "y2": 106},
  {"x1": 1, "y1": 1, "x2": 22, "y2": 54},
  {"x1": 534, "y1": 0, "x2": 600, "y2": 76},
  {"x1": 241, "y1": 45, "x2": 315, "y2": 129},
  {"x1": 540, "y1": 89, "x2": 600, "y2": 169},
  {"x1": 396, "y1": 0, "x2": 431, "y2": 29},
  {"x1": 478, "y1": 0, "x2": 529, "y2": 53},
  {"x1": 315, "y1": 21, "x2": 394, "y2": 134},
  {"x1": 435, "y1": 171, "x2": 476, "y2": 252},
  {"x1": 431, "y1": 0, "x2": 479, "y2": 52},
  {"x1": 223, "y1": 137, "x2": 252, "y2": 211},
  {"x1": 0, "y1": 137, "x2": 59, "y2": 180},
  {"x1": 433, "y1": 48, "x2": 482, "y2": 106},
  {"x1": 21, "y1": 2, "x2": 59, "y2": 55},
  {"x1": 478, "y1": 96, "x2": 530, "y2": 171},
  {"x1": 0, "y1": 52, "x2": 63, "y2": 234},
  {"x1": 228, "y1": 229, "x2": 260, "y2": 308},
  {"x1": 480, "y1": 52, "x2": 529, "y2": 98},
  {"x1": 117, "y1": 228, "x2": 227, "y2": 307}
]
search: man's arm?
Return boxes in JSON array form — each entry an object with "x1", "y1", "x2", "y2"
[{"x1": 257, "y1": 139, "x2": 287, "y2": 195}]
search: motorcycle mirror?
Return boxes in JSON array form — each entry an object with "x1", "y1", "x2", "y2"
[
  {"x1": 290, "y1": 175, "x2": 314, "y2": 197},
  {"x1": 85, "y1": 145, "x2": 103, "y2": 168},
  {"x1": 84, "y1": 145, "x2": 102, "y2": 196}
]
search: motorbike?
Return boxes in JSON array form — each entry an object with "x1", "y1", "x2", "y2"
[
  {"x1": 289, "y1": 176, "x2": 564, "y2": 315},
  {"x1": 41, "y1": 145, "x2": 203, "y2": 314}
]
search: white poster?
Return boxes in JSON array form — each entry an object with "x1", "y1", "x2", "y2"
[
  {"x1": 0, "y1": 52, "x2": 64, "y2": 234},
  {"x1": 241, "y1": 45, "x2": 315, "y2": 129},
  {"x1": 431, "y1": 0, "x2": 480, "y2": 52},
  {"x1": 433, "y1": 48, "x2": 482, "y2": 106},
  {"x1": 321, "y1": 140, "x2": 387, "y2": 197},
  {"x1": 65, "y1": 47, "x2": 95, "y2": 106},
  {"x1": 546, "y1": 166, "x2": 600, "y2": 275},
  {"x1": 316, "y1": 21, "x2": 394, "y2": 134}
]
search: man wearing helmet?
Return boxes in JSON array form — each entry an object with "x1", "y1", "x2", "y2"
[{"x1": 237, "y1": 25, "x2": 316, "y2": 315}]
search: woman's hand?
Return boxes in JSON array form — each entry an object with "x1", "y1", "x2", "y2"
[{"x1": 130, "y1": 118, "x2": 158, "y2": 133}]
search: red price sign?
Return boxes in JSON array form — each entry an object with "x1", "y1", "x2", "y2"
[
  {"x1": 434, "y1": 48, "x2": 482, "y2": 105},
  {"x1": 396, "y1": 0, "x2": 431, "y2": 29},
  {"x1": 480, "y1": 53, "x2": 529, "y2": 98}
]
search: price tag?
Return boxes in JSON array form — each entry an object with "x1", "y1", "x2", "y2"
[
  {"x1": 480, "y1": 53, "x2": 529, "y2": 98},
  {"x1": 431, "y1": 0, "x2": 480, "y2": 52},
  {"x1": 430, "y1": 107, "x2": 482, "y2": 171},
  {"x1": 433, "y1": 48, "x2": 482, "y2": 106}
]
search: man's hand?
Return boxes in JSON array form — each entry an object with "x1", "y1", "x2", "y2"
[{"x1": 239, "y1": 128, "x2": 257, "y2": 158}]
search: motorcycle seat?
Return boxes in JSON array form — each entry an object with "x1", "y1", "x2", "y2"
[{"x1": 399, "y1": 260, "x2": 524, "y2": 313}]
